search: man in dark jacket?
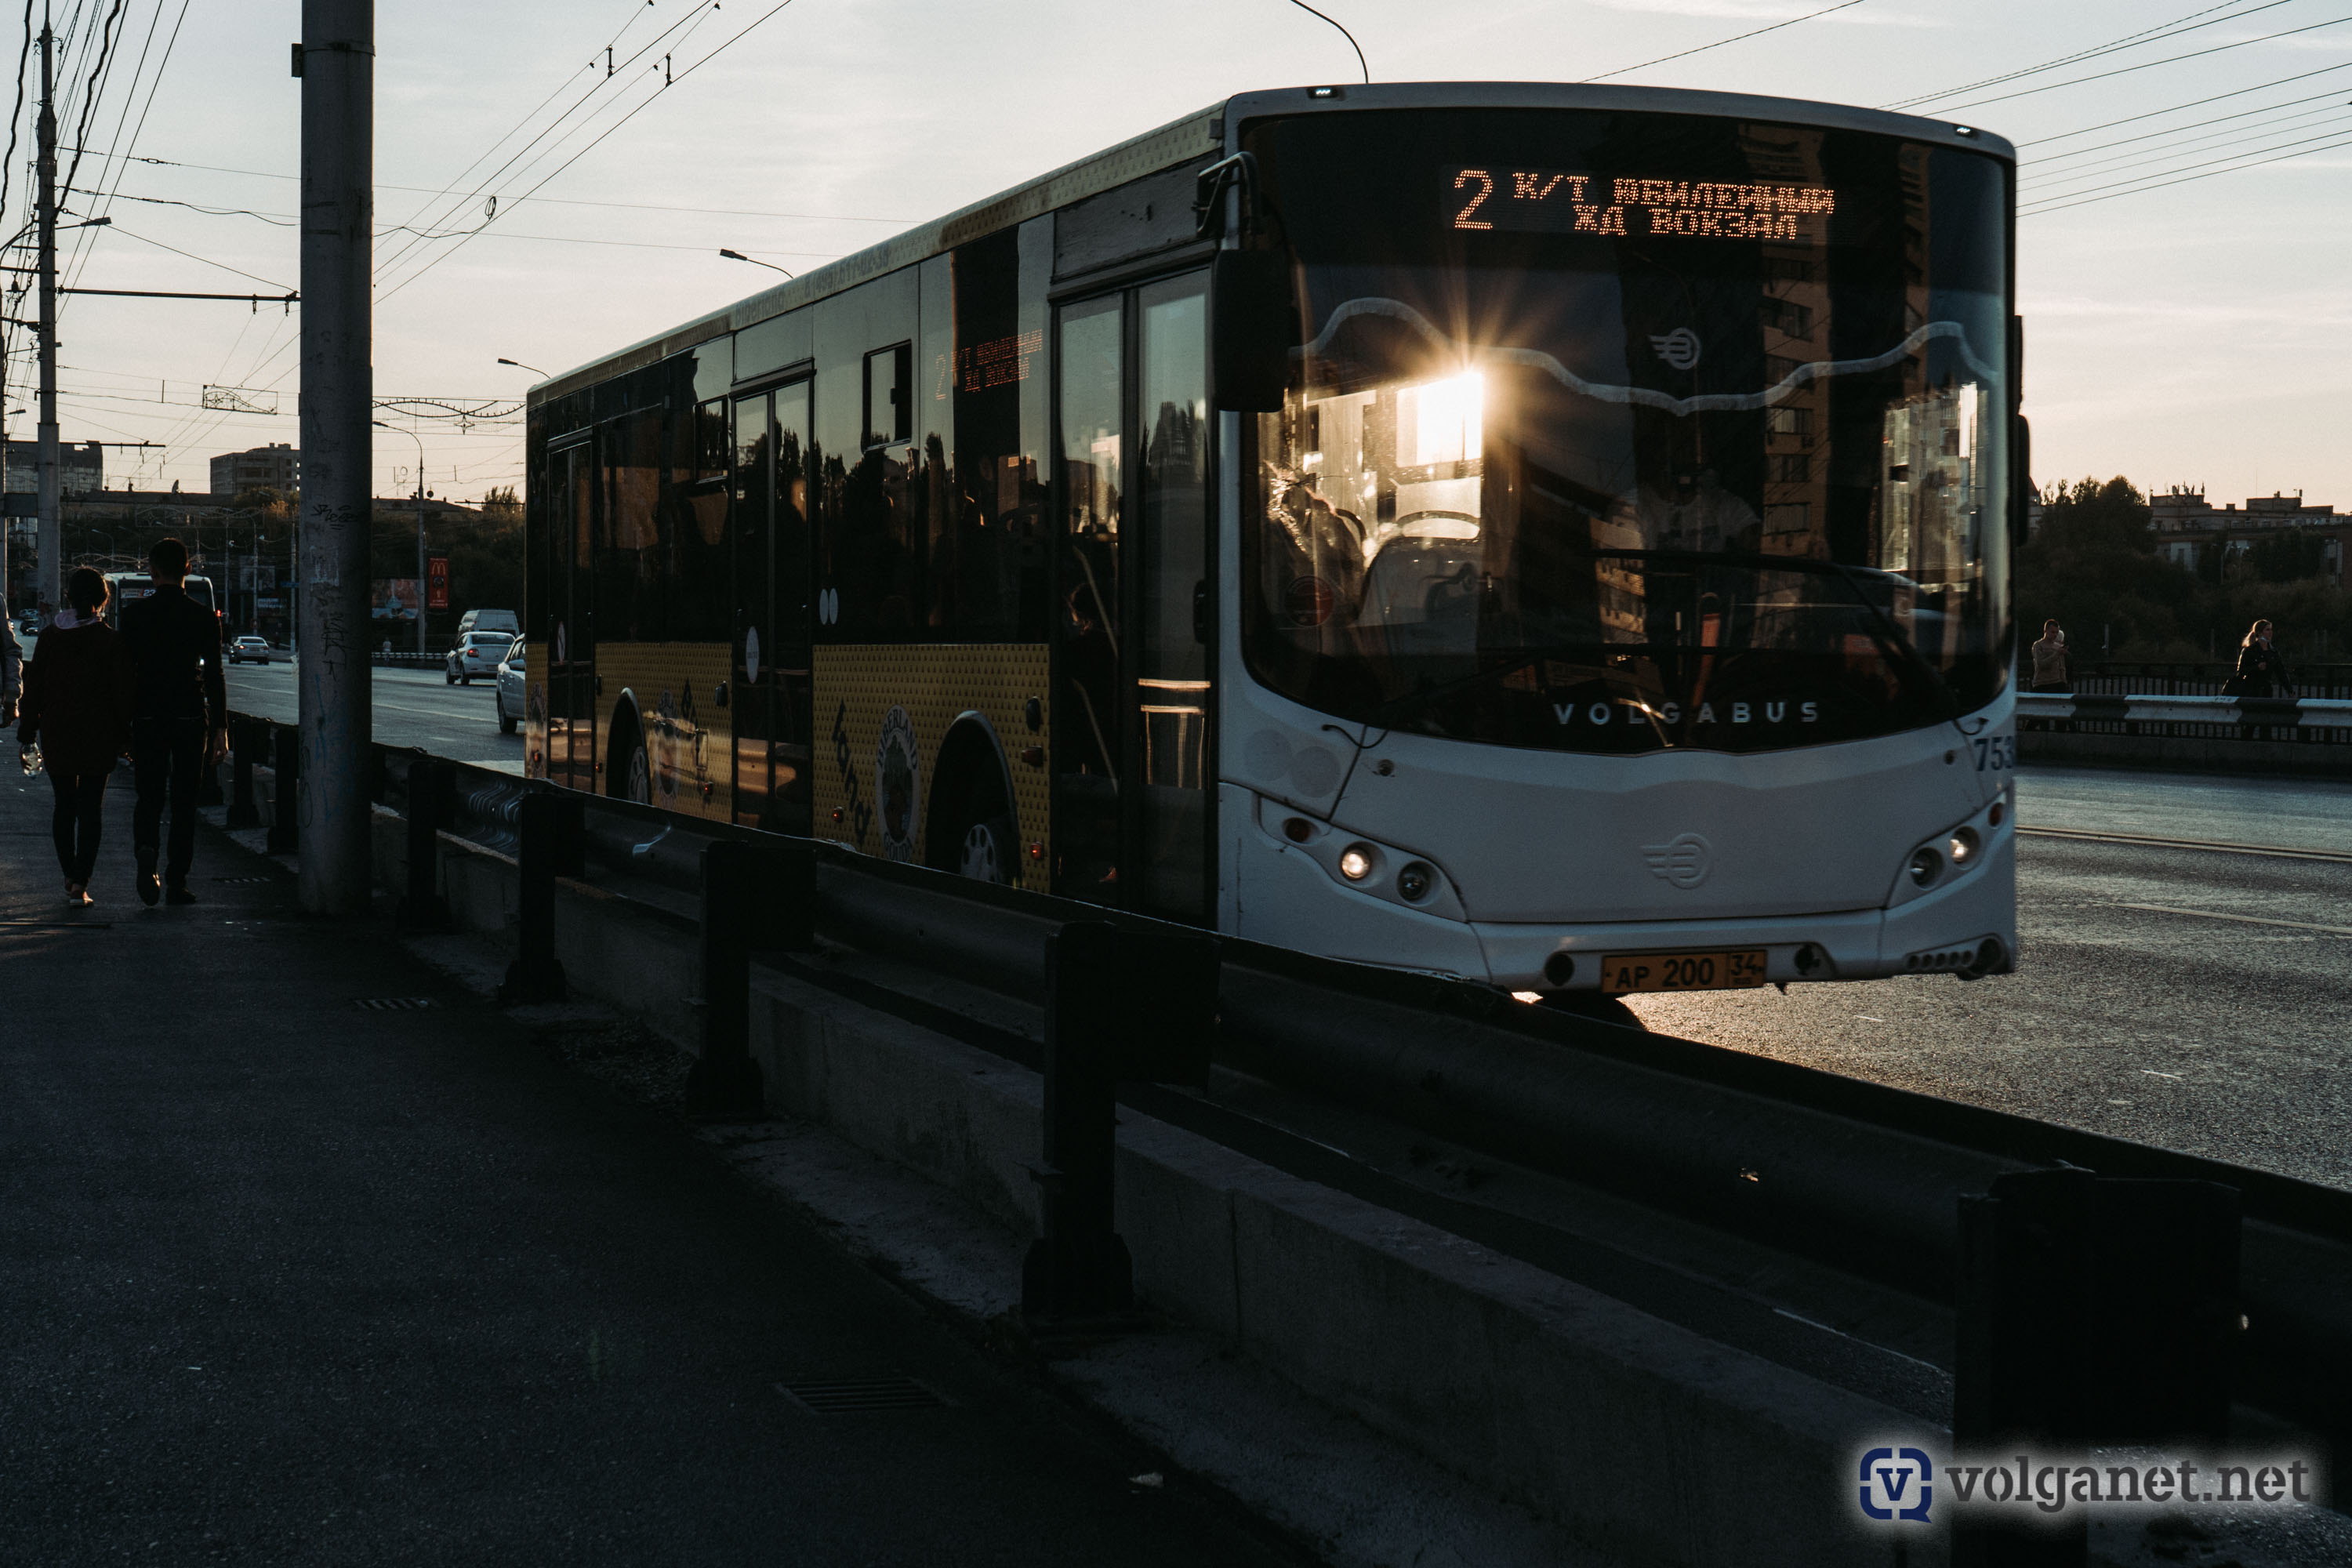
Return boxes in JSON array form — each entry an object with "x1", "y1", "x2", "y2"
[{"x1": 118, "y1": 537, "x2": 227, "y2": 906}]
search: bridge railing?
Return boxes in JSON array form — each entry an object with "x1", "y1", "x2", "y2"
[
  {"x1": 2016, "y1": 691, "x2": 2352, "y2": 744},
  {"x1": 226, "y1": 707, "x2": 2352, "y2": 1479}
]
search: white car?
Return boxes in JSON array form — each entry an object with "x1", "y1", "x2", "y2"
[
  {"x1": 446, "y1": 631, "x2": 512, "y2": 686},
  {"x1": 494, "y1": 637, "x2": 525, "y2": 735},
  {"x1": 227, "y1": 635, "x2": 273, "y2": 666}
]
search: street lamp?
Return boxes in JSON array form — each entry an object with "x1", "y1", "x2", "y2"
[
  {"x1": 374, "y1": 419, "x2": 429, "y2": 655},
  {"x1": 720, "y1": 249, "x2": 794, "y2": 278},
  {"x1": 495, "y1": 357, "x2": 547, "y2": 376}
]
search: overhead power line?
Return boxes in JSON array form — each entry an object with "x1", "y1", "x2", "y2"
[
  {"x1": 65, "y1": 159, "x2": 913, "y2": 226},
  {"x1": 377, "y1": 0, "x2": 813, "y2": 306},
  {"x1": 371, "y1": 0, "x2": 738, "y2": 290},
  {"x1": 2019, "y1": 101, "x2": 2352, "y2": 187},
  {"x1": 2021, "y1": 84, "x2": 2352, "y2": 163},
  {"x1": 1584, "y1": 0, "x2": 1867, "y2": 83},
  {"x1": 2016, "y1": 60, "x2": 2352, "y2": 146},
  {"x1": 2022, "y1": 124, "x2": 2352, "y2": 213},
  {"x1": 1884, "y1": 0, "x2": 2284, "y2": 110},
  {"x1": 1941, "y1": 12, "x2": 2352, "y2": 114}
]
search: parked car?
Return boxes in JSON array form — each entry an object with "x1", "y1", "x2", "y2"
[
  {"x1": 457, "y1": 608, "x2": 519, "y2": 639},
  {"x1": 227, "y1": 635, "x2": 273, "y2": 666},
  {"x1": 494, "y1": 637, "x2": 525, "y2": 735},
  {"x1": 446, "y1": 631, "x2": 514, "y2": 686}
]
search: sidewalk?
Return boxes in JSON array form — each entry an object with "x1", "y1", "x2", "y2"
[{"x1": 0, "y1": 768, "x2": 1302, "y2": 1565}]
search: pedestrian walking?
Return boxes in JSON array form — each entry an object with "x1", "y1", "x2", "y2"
[
  {"x1": 1, "y1": 610, "x2": 22, "y2": 724},
  {"x1": 2234, "y1": 619, "x2": 2294, "y2": 699},
  {"x1": 2030, "y1": 619, "x2": 2070, "y2": 693},
  {"x1": 118, "y1": 538, "x2": 227, "y2": 907},
  {"x1": 14, "y1": 568, "x2": 135, "y2": 906}
]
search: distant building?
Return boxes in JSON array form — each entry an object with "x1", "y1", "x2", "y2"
[
  {"x1": 2151, "y1": 486, "x2": 2345, "y2": 585},
  {"x1": 2, "y1": 439, "x2": 104, "y2": 501},
  {"x1": 209, "y1": 442, "x2": 299, "y2": 495}
]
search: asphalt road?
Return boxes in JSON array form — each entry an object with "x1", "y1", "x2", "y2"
[
  {"x1": 222, "y1": 654, "x2": 524, "y2": 773},
  {"x1": 195, "y1": 662, "x2": 2352, "y2": 1189},
  {"x1": 1631, "y1": 766, "x2": 2352, "y2": 1192}
]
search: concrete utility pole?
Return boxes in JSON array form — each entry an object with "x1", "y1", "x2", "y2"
[
  {"x1": 34, "y1": 2, "x2": 59, "y2": 618},
  {"x1": 296, "y1": 0, "x2": 374, "y2": 916}
]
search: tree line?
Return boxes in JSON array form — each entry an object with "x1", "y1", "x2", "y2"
[{"x1": 2018, "y1": 477, "x2": 2347, "y2": 666}]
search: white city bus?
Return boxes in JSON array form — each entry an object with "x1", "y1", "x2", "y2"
[{"x1": 524, "y1": 82, "x2": 2020, "y2": 1011}]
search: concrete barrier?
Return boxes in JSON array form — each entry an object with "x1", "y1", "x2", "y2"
[{"x1": 301, "y1": 771, "x2": 1936, "y2": 1566}]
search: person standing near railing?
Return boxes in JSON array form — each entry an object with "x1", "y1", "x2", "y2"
[
  {"x1": 15, "y1": 568, "x2": 135, "y2": 906},
  {"x1": 2234, "y1": 619, "x2": 2294, "y2": 699},
  {"x1": 2030, "y1": 619, "x2": 2070, "y2": 693}
]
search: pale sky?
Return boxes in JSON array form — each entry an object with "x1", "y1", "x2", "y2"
[{"x1": 11, "y1": 0, "x2": 2350, "y2": 507}]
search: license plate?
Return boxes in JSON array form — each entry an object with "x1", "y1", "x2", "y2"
[{"x1": 1598, "y1": 949, "x2": 1769, "y2": 994}]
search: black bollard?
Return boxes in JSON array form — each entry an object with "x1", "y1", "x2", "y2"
[
  {"x1": 1021, "y1": 920, "x2": 1218, "y2": 1325},
  {"x1": 683, "y1": 839, "x2": 770, "y2": 1117},
  {"x1": 498, "y1": 788, "x2": 583, "y2": 1004},
  {"x1": 264, "y1": 724, "x2": 300, "y2": 855},
  {"x1": 226, "y1": 719, "x2": 263, "y2": 829},
  {"x1": 397, "y1": 754, "x2": 451, "y2": 931},
  {"x1": 1952, "y1": 1169, "x2": 2240, "y2": 1568}
]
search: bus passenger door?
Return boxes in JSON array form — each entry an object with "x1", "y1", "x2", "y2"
[
  {"x1": 1053, "y1": 296, "x2": 1123, "y2": 903},
  {"x1": 1131, "y1": 273, "x2": 1214, "y2": 925},
  {"x1": 770, "y1": 379, "x2": 814, "y2": 836},
  {"x1": 546, "y1": 439, "x2": 595, "y2": 792},
  {"x1": 731, "y1": 391, "x2": 775, "y2": 828},
  {"x1": 1051, "y1": 271, "x2": 1215, "y2": 924}
]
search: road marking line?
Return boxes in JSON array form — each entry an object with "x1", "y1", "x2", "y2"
[
  {"x1": 2024, "y1": 826, "x2": 2352, "y2": 865},
  {"x1": 2114, "y1": 902, "x2": 2352, "y2": 937},
  {"x1": 2141, "y1": 1069, "x2": 2183, "y2": 1080}
]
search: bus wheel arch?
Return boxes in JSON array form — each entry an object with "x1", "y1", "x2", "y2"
[
  {"x1": 606, "y1": 692, "x2": 654, "y2": 805},
  {"x1": 927, "y1": 713, "x2": 1018, "y2": 884}
]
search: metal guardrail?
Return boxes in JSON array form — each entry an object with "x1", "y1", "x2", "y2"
[
  {"x1": 2076, "y1": 662, "x2": 2352, "y2": 701},
  {"x1": 228, "y1": 708, "x2": 2352, "y2": 1463},
  {"x1": 2016, "y1": 691, "x2": 2352, "y2": 743}
]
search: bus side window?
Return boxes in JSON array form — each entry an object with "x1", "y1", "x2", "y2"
[{"x1": 663, "y1": 397, "x2": 731, "y2": 643}]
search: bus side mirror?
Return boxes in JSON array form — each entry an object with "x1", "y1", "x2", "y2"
[
  {"x1": 2012, "y1": 415, "x2": 2032, "y2": 551},
  {"x1": 1210, "y1": 249, "x2": 1292, "y2": 413}
]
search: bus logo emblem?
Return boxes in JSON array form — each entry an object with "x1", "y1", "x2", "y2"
[
  {"x1": 1649, "y1": 328, "x2": 1701, "y2": 371},
  {"x1": 1642, "y1": 833, "x2": 1711, "y2": 889},
  {"x1": 875, "y1": 706, "x2": 922, "y2": 863}
]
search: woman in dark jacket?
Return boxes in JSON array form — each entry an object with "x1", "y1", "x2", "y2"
[
  {"x1": 2236, "y1": 619, "x2": 2293, "y2": 699},
  {"x1": 17, "y1": 568, "x2": 135, "y2": 904}
]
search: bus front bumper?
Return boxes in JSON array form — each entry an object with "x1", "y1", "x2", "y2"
[{"x1": 1473, "y1": 834, "x2": 2017, "y2": 993}]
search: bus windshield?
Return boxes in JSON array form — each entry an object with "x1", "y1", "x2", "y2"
[{"x1": 1242, "y1": 107, "x2": 2011, "y2": 755}]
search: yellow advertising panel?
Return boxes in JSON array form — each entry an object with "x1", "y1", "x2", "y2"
[
  {"x1": 597, "y1": 643, "x2": 735, "y2": 822},
  {"x1": 525, "y1": 641, "x2": 734, "y2": 826},
  {"x1": 813, "y1": 644, "x2": 1051, "y2": 892}
]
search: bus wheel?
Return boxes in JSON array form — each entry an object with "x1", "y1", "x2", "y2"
[{"x1": 1537, "y1": 992, "x2": 1646, "y2": 1030}]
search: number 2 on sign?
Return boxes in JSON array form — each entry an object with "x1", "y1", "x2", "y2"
[
  {"x1": 1454, "y1": 169, "x2": 1494, "y2": 230},
  {"x1": 1973, "y1": 734, "x2": 2014, "y2": 771}
]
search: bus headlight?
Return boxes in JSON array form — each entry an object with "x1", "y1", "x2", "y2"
[
  {"x1": 1338, "y1": 844, "x2": 1376, "y2": 881},
  {"x1": 1947, "y1": 826, "x2": 1981, "y2": 866},
  {"x1": 1907, "y1": 847, "x2": 1943, "y2": 887}
]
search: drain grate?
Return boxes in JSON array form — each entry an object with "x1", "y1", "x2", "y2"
[
  {"x1": 354, "y1": 996, "x2": 437, "y2": 1011},
  {"x1": 775, "y1": 1375, "x2": 946, "y2": 1414}
]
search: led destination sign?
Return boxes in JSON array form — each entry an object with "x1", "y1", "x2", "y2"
[{"x1": 1446, "y1": 165, "x2": 1837, "y2": 241}]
